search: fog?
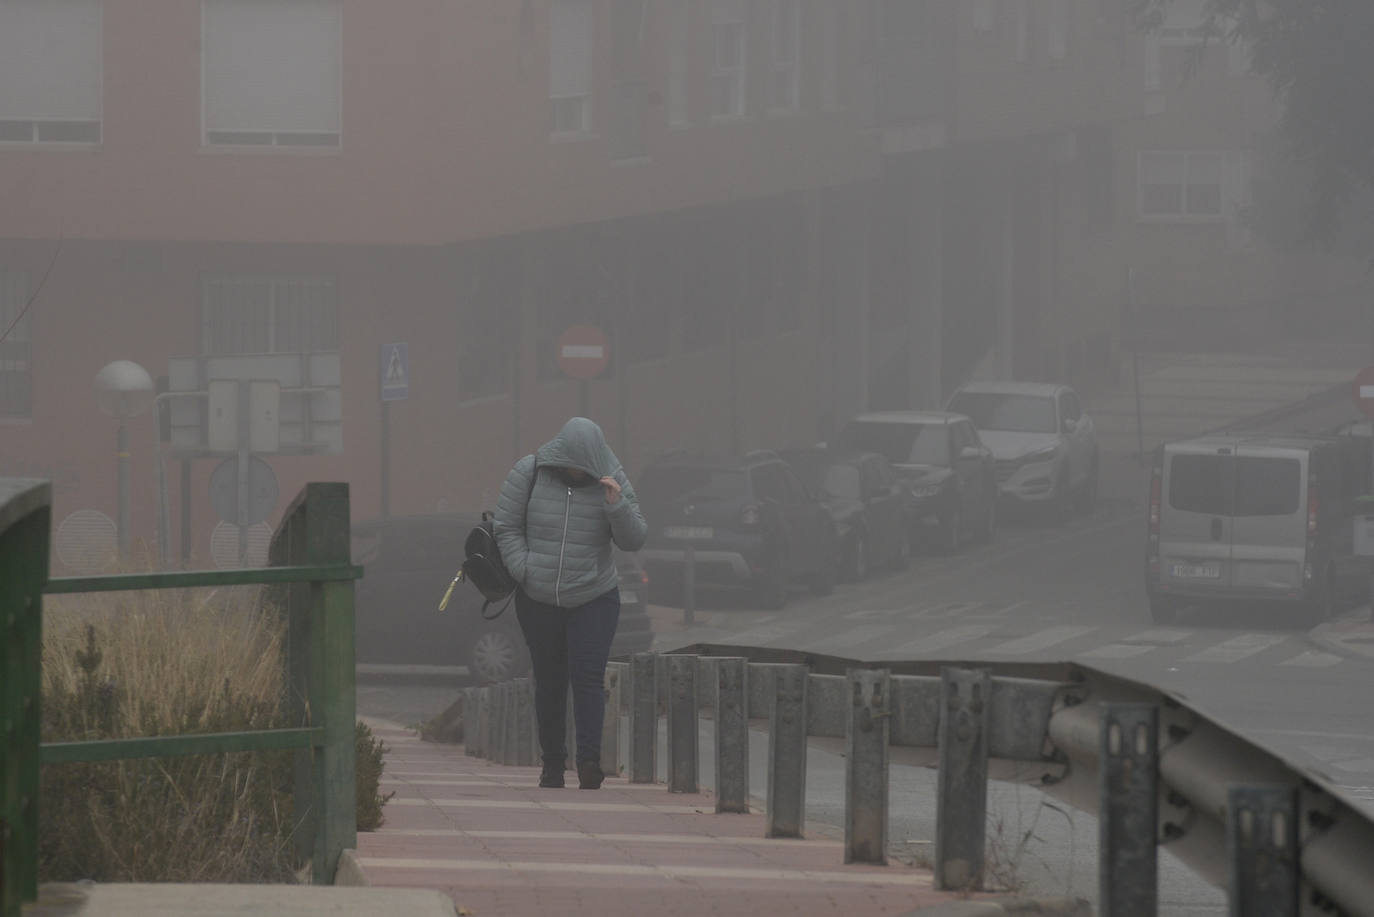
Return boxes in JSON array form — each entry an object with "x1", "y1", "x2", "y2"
[{"x1": 4, "y1": 0, "x2": 1373, "y2": 911}]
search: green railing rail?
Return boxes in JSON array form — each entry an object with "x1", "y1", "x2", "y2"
[{"x1": 0, "y1": 479, "x2": 361, "y2": 917}]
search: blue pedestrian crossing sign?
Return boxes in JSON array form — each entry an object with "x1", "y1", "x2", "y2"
[{"x1": 380, "y1": 343, "x2": 409, "y2": 401}]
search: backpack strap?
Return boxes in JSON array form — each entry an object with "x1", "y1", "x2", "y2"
[{"x1": 480, "y1": 590, "x2": 517, "y2": 621}]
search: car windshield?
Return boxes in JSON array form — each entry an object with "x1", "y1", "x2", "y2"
[
  {"x1": 823, "y1": 464, "x2": 862, "y2": 500},
  {"x1": 837, "y1": 422, "x2": 950, "y2": 467},
  {"x1": 948, "y1": 392, "x2": 1057, "y2": 435},
  {"x1": 784, "y1": 455, "x2": 861, "y2": 501},
  {"x1": 637, "y1": 466, "x2": 750, "y2": 504}
]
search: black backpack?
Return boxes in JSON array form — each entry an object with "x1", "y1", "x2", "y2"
[{"x1": 442, "y1": 462, "x2": 537, "y2": 620}]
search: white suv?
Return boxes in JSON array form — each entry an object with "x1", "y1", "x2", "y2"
[{"x1": 946, "y1": 381, "x2": 1098, "y2": 518}]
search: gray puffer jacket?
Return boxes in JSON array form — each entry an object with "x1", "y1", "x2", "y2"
[{"x1": 494, "y1": 417, "x2": 648, "y2": 609}]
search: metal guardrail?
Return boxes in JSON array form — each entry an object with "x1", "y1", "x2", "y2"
[
  {"x1": 469, "y1": 645, "x2": 1374, "y2": 917},
  {"x1": 0, "y1": 478, "x2": 361, "y2": 917}
]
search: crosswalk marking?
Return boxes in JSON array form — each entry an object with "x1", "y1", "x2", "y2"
[
  {"x1": 1182, "y1": 633, "x2": 1287, "y2": 665},
  {"x1": 1122, "y1": 629, "x2": 1192, "y2": 646},
  {"x1": 889, "y1": 625, "x2": 992, "y2": 655},
  {"x1": 1279, "y1": 650, "x2": 1344, "y2": 668},
  {"x1": 1079, "y1": 643, "x2": 1155, "y2": 660},
  {"x1": 826, "y1": 624, "x2": 896, "y2": 650},
  {"x1": 984, "y1": 625, "x2": 1097, "y2": 656}
]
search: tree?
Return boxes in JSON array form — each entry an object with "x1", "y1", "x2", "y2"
[{"x1": 1131, "y1": 0, "x2": 1374, "y2": 249}]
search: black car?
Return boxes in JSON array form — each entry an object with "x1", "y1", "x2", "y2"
[
  {"x1": 833, "y1": 411, "x2": 998, "y2": 551},
  {"x1": 779, "y1": 447, "x2": 911, "y2": 581},
  {"x1": 351, "y1": 513, "x2": 654, "y2": 683},
  {"x1": 636, "y1": 450, "x2": 839, "y2": 609}
]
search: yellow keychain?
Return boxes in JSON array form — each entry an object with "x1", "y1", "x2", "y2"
[{"x1": 438, "y1": 569, "x2": 463, "y2": 611}]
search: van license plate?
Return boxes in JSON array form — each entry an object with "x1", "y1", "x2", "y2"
[
  {"x1": 1171, "y1": 563, "x2": 1220, "y2": 580},
  {"x1": 665, "y1": 526, "x2": 714, "y2": 540}
]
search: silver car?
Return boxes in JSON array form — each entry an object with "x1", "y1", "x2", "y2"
[
  {"x1": 946, "y1": 381, "x2": 1098, "y2": 518},
  {"x1": 1146, "y1": 433, "x2": 1367, "y2": 624}
]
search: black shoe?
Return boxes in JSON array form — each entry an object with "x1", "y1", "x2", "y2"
[
  {"x1": 539, "y1": 761, "x2": 565, "y2": 788},
  {"x1": 577, "y1": 760, "x2": 604, "y2": 790}
]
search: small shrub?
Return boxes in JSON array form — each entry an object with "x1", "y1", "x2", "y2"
[{"x1": 355, "y1": 722, "x2": 396, "y2": 832}]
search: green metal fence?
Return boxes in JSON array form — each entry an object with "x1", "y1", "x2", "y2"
[{"x1": 1, "y1": 479, "x2": 362, "y2": 917}]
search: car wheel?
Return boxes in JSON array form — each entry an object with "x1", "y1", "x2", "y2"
[
  {"x1": 1148, "y1": 594, "x2": 1179, "y2": 625},
  {"x1": 846, "y1": 535, "x2": 869, "y2": 583},
  {"x1": 1075, "y1": 456, "x2": 1099, "y2": 516},
  {"x1": 940, "y1": 506, "x2": 963, "y2": 554},
  {"x1": 755, "y1": 551, "x2": 789, "y2": 610},
  {"x1": 470, "y1": 628, "x2": 526, "y2": 684}
]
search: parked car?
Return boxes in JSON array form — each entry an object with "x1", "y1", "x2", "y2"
[
  {"x1": 351, "y1": 513, "x2": 653, "y2": 682},
  {"x1": 636, "y1": 450, "x2": 839, "y2": 609},
  {"x1": 832, "y1": 411, "x2": 998, "y2": 551},
  {"x1": 779, "y1": 447, "x2": 911, "y2": 581},
  {"x1": 946, "y1": 381, "x2": 1098, "y2": 518},
  {"x1": 1145, "y1": 433, "x2": 1369, "y2": 624}
]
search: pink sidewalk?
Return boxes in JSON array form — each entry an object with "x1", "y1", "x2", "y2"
[{"x1": 354, "y1": 721, "x2": 992, "y2": 917}]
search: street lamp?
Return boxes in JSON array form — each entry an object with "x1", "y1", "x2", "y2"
[{"x1": 95, "y1": 360, "x2": 154, "y2": 561}]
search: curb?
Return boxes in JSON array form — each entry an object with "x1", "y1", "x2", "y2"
[
  {"x1": 1308, "y1": 609, "x2": 1374, "y2": 663},
  {"x1": 900, "y1": 896, "x2": 1092, "y2": 916}
]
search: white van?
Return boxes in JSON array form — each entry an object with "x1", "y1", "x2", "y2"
[{"x1": 1145, "y1": 433, "x2": 1368, "y2": 623}]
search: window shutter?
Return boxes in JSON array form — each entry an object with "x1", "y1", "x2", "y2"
[
  {"x1": 203, "y1": 0, "x2": 341, "y2": 135},
  {"x1": 0, "y1": 0, "x2": 102, "y2": 122}
]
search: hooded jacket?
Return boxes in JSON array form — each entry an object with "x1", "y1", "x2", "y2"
[{"x1": 494, "y1": 417, "x2": 648, "y2": 608}]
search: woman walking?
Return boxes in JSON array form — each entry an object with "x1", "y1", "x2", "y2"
[{"x1": 494, "y1": 417, "x2": 648, "y2": 789}]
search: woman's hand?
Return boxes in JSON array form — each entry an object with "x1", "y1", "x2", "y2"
[{"x1": 599, "y1": 476, "x2": 622, "y2": 505}]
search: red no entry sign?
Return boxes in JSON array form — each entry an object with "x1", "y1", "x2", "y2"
[
  {"x1": 557, "y1": 324, "x2": 610, "y2": 380},
  {"x1": 1353, "y1": 365, "x2": 1374, "y2": 419}
]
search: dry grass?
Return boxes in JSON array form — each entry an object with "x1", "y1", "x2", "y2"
[{"x1": 40, "y1": 586, "x2": 301, "y2": 883}]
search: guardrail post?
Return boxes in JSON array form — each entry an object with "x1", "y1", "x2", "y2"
[
  {"x1": 1099, "y1": 703, "x2": 1158, "y2": 916},
  {"x1": 936, "y1": 666, "x2": 989, "y2": 891},
  {"x1": 630, "y1": 653, "x2": 657, "y2": 783},
  {"x1": 301, "y1": 483, "x2": 357, "y2": 885},
  {"x1": 602, "y1": 664, "x2": 623, "y2": 776},
  {"x1": 493, "y1": 682, "x2": 510, "y2": 764},
  {"x1": 514, "y1": 678, "x2": 535, "y2": 767},
  {"x1": 463, "y1": 688, "x2": 478, "y2": 757},
  {"x1": 667, "y1": 655, "x2": 699, "y2": 793},
  {"x1": 714, "y1": 657, "x2": 749, "y2": 814},
  {"x1": 474, "y1": 687, "x2": 489, "y2": 759},
  {"x1": 845, "y1": 668, "x2": 890, "y2": 864},
  {"x1": 1227, "y1": 786, "x2": 1298, "y2": 917},
  {"x1": 766, "y1": 664, "x2": 808, "y2": 838},
  {"x1": 1, "y1": 479, "x2": 51, "y2": 916}
]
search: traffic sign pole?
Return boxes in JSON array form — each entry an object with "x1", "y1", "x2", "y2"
[{"x1": 1351, "y1": 366, "x2": 1374, "y2": 618}]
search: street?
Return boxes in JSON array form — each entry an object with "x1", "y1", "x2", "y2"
[{"x1": 358, "y1": 393, "x2": 1374, "y2": 913}]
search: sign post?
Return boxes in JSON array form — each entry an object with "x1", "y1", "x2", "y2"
[
  {"x1": 379, "y1": 343, "x2": 409, "y2": 518},
  {"x1": 557, "y1": 325, "x2": 610, "y2": 417}
]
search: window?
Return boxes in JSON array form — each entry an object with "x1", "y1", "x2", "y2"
[
  {"x1": 1139, "y1": 151, "x2": 1225, "y2": 219},
  {"x1": 202, "y1": 0, "x2": 342, "y2": 148},
  {"x1": 608, "y1": 0, "x2": 649, "y2": 160},
  {"x1": 952, "y1": 422, "x2": 978, "y2": 456},
  {"x1": 201, "y1": 275, "x2": 339, "y2": 355},
  {"x1": 1168, "y1": 455, "x2": 1301, "y2": 518},
  {"x1": 667, "y1": 2, "x2": 692, "y2": 126},
  {"x1": 0, "y1": 270, "x2": 32, "y2": 418},
  {"x1": 947, "y1": 393, "x2": 1058, "y2": 435},
  {"x1": 768, "y1": 0, "x2": 800, "y2": 112},
  {"x1": 550, "y1": 0, "x2": 594, "y2": 136},
  {"x1": 711, "y1": 0, "x2": 747, "y2": 120},
  {"x1": 0, "y1": 0, "x2": 102, "y2": 145},
  {"x1": 751, "y1": 464, "x2": 790, "y2": 504}
]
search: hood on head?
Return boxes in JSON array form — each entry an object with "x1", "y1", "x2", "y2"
[{"x1": 536, "y1": 417, "x2": 620, "y2": 478}]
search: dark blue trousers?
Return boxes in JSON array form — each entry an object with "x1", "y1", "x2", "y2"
[{"x1": 514, "y1": 587, "x2": 620, "y2": 766}]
